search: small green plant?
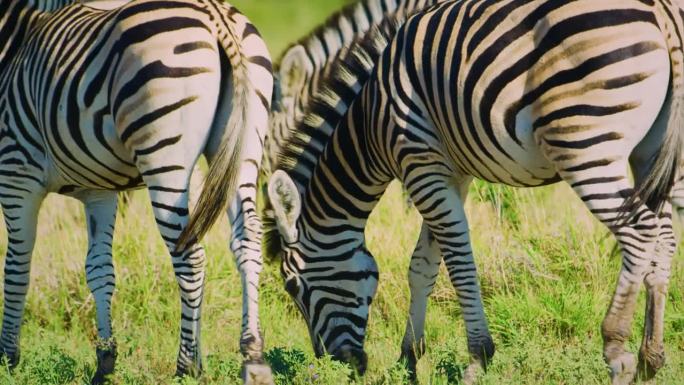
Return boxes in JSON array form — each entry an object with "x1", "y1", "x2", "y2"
[
  {"x1": 204, "y1": 354, "x2": 243, "y2": 384},
  {"x1": 295, "y1": 354, "x2": 352, "y2": 385},
  {"x1": 264, "y1": 347, "x2": 354, "y2": 385},
  {"x1": 431, "y1": 339, "x2": 466, "y2": 384},
  {"x1": 372, "y1": 361, "x2": 412, "y2": 384},
  {"x1": 265, "y1": 347, "x2": 308, "y2": 384},
  {"x1": 434, "y1": 355, "x2": 464, "y2": 384},
  {"x1": 23, "y1": 345, "x2": 78, "y2": 385}
]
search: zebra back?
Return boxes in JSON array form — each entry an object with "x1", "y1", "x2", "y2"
[{"x1": 275, "y1": 0, "x2": 432, "y2": 99}]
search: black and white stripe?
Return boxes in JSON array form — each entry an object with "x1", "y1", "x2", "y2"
[{"x1": 265, "y1": 1, "x2": 683, "y2": 384}]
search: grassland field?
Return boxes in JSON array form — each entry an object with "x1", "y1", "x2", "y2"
[{"x1": 0, "y1": 0, "x2": 682, "y2": 384}]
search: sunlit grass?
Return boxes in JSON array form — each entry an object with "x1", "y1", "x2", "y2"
[{"x1": 1, "y1": 180, "x2": 681, "y2": 384}]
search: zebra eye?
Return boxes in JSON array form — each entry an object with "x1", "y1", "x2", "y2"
[{"x1": 284, "y1": 277, "x2": 299, "y2": 296}]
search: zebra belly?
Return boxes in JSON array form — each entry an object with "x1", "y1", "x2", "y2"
[{"x1": 441, "y1": 106, "x2": 560, "y2": 188}]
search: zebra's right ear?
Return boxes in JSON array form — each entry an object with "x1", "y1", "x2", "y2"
[
  {"x1": 267, "y1": 170, "x2": 301, "y2": 243},
  {"x1": 279, "y1": 45, "x2": 312, "y2": 98}
]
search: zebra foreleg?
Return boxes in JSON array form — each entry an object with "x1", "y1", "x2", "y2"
[
  {"x1": 147, "y1": 187, "x2": 206, "y2": 377},
  {"x1": 638, "y1": 205, "x2": 675, "y2": 381},
  {"x1": 79, "y1": 191, "x2": 118, "y2": 385},
  {"x1": 399, "y1": 223, "x2": 440, "y2": 381},
  {"x1": 404, "y1": 171, "x2": 493, "y2": 385},
  {"x1": 0, "y1": 190, "x2": 44, "y2": 369},
  {"x1": 399, "y1": 178, "x2": 473, "y2": 379}
]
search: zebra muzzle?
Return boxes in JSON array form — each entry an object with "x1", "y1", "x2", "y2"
[{"x1": 331, "y1": 347, "x2": 368, "y2": 375}]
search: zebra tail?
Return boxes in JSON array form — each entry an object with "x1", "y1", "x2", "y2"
[
  {"x1": 176, "y1": 7, "x2": 259, "y2": 250},
  {"x1": 621, "y1": 6, "x2": 684, "y2": 222}
]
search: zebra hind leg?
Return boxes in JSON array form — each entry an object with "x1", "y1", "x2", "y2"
[
  {"x1": 555, "y1": 160, "x2": 660, "y2": 385},
  {"x1": 146, "y1": 185, "x2": 206, "y2": 377},
  {"x1": 637, "y1": 203, "x2": 675, "y2": 380},
  {"x1": 399, "y1": 223, "x2": 441, "y2": 382},
  {"x1": 404, "y1": 170, "x2": 493, "y2": 385},
  {"x1": 0, "y1": 191, "x2": 44, "y2": 369},
  {"x1": 215, "y1": 123, "x2": 272, "y2": 383},
  {"x1": 227, "y1": 197, "x2": 274, "y2": 385},
  {"x1": 78, "y1": 191, "x2": 119, "y2": 385}
]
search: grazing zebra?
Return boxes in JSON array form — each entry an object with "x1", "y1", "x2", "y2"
[
  {"x1": 263, "y1": 13, "x2": 405, "y2": 371},
  {"x1": 265, "y1": 1, "x2": 683, "y2": 384},
  {"x1": 266, "y1": 0, "x2": 443, "y2": 176},
  {"x1": 0, "y1": 1, "x2": 273, "y2": 383},
  {"x1": 267, "y1": 10, "x2": 434, "y2": 377},
  {"x1": 268, "y1": 3, "x2": 444, "y2": 375},
  {"x1": 262, "y1": 0, "x2": 444, "y2": 374}
]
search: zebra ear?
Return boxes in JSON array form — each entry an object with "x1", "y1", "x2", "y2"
[
  {"x1": 279, "y1": 45, "x2": 312, "y2": 98},
  {"x1": 267, "y1": 170, "x2": 301, "y2": 243}
]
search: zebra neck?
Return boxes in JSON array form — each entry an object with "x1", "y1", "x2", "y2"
[{"x1": 298, "y1": 108, "x2": 392, "y2": 257}]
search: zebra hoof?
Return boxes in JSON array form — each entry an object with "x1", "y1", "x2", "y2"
[
  {"x1": 91, "y1": 339, "x2": 117, "y2": 385},
  {"x1": 241, "y1": 359, "x2": 274, "y2": 385},
  {"x1": 0, "y1": 347, "x2": 20, "y2": 370},
  {"x1": 91, "y1": 371, "x2": 112, "y2": 385},
  {"x1": 175, "y1": 349, "x2": 203, "y2": 379},
  {"x1": 607, "y1": 352, "x2": 637, "y2": 385},
  {"x1": 174, "y1": 364, "x2": 203, "y2": 379},
  {"x1": 637, "y1": 347, "x2": 664, "y2": 382}
]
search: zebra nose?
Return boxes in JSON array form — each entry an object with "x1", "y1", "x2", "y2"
[{"x1": 332, "y1": 347, "x2": 368, "y2": 375}]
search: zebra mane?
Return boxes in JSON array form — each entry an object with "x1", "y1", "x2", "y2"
[
  {"x1": 25, "y1": 0, "x2": 75, "y2": 11},
  {"x1": 276, "y1": 0, "x2": 399, "y2": 70},
  {"x1": 264, "y1": 15, "x2": 403, "y2": 261}
]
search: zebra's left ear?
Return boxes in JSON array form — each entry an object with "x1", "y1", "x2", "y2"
[
  {"x1": 278, "y1": 45, "x2": 312, "y2": 98},
  {"x1": 267, "y1": 170, "x2": 301, "y2": 243}
]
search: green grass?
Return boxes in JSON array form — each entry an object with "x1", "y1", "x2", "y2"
[
  {"x1": 231, "y1": 0, "x2": 356, "y2": 59},
  {"x1": 0, "y1": 1, "x2": 683, "y2": 384},
  {"x1": 1, "y1": 181, "x2": 682, "y2": 384}
]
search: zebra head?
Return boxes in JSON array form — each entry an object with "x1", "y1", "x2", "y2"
[{"x1": 266, "y1": 170, "x2": 379, "y2": 374}]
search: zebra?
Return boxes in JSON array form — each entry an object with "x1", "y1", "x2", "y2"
[
  {"x1": 266, "y1": 0, "x2": 443, "y2": 177},
  {"x1": 267, "y1": 4, "x2": 444, "y2": 376},
  {"x1": 266, "y1": 10, "x2": 435, "y2": 377},
  {"x1": 0, "y1": 1, "x2": 273, "y2": 383},
  {"x1": 264, "y1": 1, "x2": 683, "y2": 384}
]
